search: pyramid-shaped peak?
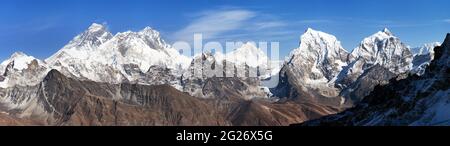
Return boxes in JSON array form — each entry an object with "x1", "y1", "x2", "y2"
[
  {"x1": 8, "y1": 52, "x2": 36, "y2": 62},
  {"x1": 305, "y1": 27, "x2": 319, "y2": 33},
  {"x1": 10, "y1": 51, "x2": 28, "y2": 58},
  {"x1": 239, "y1": 42, "x2": 258, "y2": 49},
  {"x1": 141, "y1": 26, "x2": 156, "y2": 31},
  {"x1": 364, "y1": 28, "x2": 396, "y2": 41},
  {"x1": 231, "y1": 42, "x2": 265, "y2": 56},
  {"x1": 382, "y1": 28, "x2": 393, "y2": 36},
  {"x1": 43, "y1": 69, "x2": 68, "y2": 83},
  {"x1": 87, "y1": 23, "x2": 107, "y2": 32},
  {"x1": 302, "y1": 28, "x2": 334, "y2": 37},
  {"x1": 139, "y1": 26, "x2": 161, "y2": 36},
  {"x1": 300, "y1": 28, "x2": 340, "y2": 45}
]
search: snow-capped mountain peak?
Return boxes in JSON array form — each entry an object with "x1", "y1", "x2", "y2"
[
  {"x1": 42, "y1": 24, "x2": 192, "y2": 86},
  {"x1": 45, "y1": 23, "x2": 113, "y2": 64},
  {"x1": 293, "y1": 28, "x2": 349, "y2": 58},
  {"x1": 363, "y1": 28, "x2": 395, "y2": 44},
  {"x1": 138, "y1": 26, "x2": 170, "y2": 50},
  {"x1": 302, "y1": 33, "x2": 450, "y2": 126},
  {"x1": 304, "y1": 27, "x2": 315, "y2": 33},
  {"x1": 1, "y1": 52, "x2": 40, "y2": 71},
  {"x1": 224, "y1": 42, "x2": 269, "y2": 68},
  {"x1": 139, "y1": 26, "x2": 159, "y2": 36},
  {"x1": 87, "y1": 23, "x2": 107, "y2": 32},
  {"x1": 0, "y1": 51, "x2": 49, "y2": 88},
  {"x1": 288, "y1": 28, "x2": 349, "y2": 80},
  {"x1": 411, "y1": 42, "x2": 440, "y2": 56},
  {"x1": 10, "y1": 51, "x2": 27, "y2": 58},
  {"x1": 410, "y1": 42, "x2": 441, "y2": 75},
  {"x1": 351, "y1": 28, "x2": 413, "y2": 74},
  {"x1": 382, "y1": 28, "x2": 393, "y2": 36},
  {"x1": 72, "y1": 23, "x2": 113, "y2": 48},
  {"x1": 278, "y1": 28, "x2": 350, "y2": 98},
  {"x1": 302, "y1": 28, "x2": 338, "y2": 42}
]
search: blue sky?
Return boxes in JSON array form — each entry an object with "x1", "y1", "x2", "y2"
[{"x1": 0, "y1": 0, "x2": 449, "y2": 61}]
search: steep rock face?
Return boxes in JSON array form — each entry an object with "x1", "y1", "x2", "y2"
[
  {"x1": 182, "y1": 52, "x2": 268, "y2": 100},
  {"x1": 349, "y1": 28, "x2": 413, "y2": 75},
  {"x1": 217, "y1": 42, "x2": 271, "y2": 74},
  {"x1": 1, "y1": 69, "x2": 228, "y2": 125},
  {"x1": 411, "y1": 42, "x2": 440, "y2": 57},
  {"x1": 0, "y1": 52, "x2": 49, "y2": 88},
  {"x1": 1, "y1": 23, "x2": 441, "y2": 126},
  {"x1": 45, "y1": 23, "x2": 190, "y2": 86},
  {"x1": 338, "y1": 65, "x2": 396, "y2": 105},
  {"x1": 411, "y1": 42, "x2": 441, "y2": 75},
  {"x1": 273, "y1": 28, "x2": 350, "y2": 108},
  {"x1": 299, "y1": 33, "x2": 450, "y2": 126},
  {"x1": 337, "y1": 29, "x2": 413, "y2": 104},
  {"x1": 227, "y1": 99, "x2": 338, "y2": 126},
  {"x1": 45, "y1": 23, "x2": 113, "y2": 65},
  {"x1": 285, "y1": 28, "x2": 350, "y2": 88},
  {"x1": 179, "y1": 42, "x2": 279, "y2": 100},
  {"x1": 0, "y1": 69, "x2": 337, "y2": 125},
  {"x1": 45, "y1": 23, "x2": 122, "y2": 83},
  {"x1": 1, "y1": 24, "x2": 277, "y2": 103},
  {"x1": 272, "y1": 28, "x2": 418, "y2": 109}
]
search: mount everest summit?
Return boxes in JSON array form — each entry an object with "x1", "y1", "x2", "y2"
[{"x1": 0, "y1": 23, "x2": 447, "y2": 126}]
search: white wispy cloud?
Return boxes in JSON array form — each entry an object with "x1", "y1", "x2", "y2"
[
  {"x1": 172, "y1": 8, "x2": 336, "y2": 44},
  {"x1": 252, "y1": 21, "x2": 287, "y2": 30},
  {"x1": 444, "y1": 19, "x2": 450, "y2": 23},
  {"x1": 296, "y1": 19, "x2": 332, "y2": 24},
  {"x1": 173, "y1": 9, "x2": 256, "y2": 41}
]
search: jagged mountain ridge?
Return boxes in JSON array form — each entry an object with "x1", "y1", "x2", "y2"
[
  {"x1": 1, "y1": 23, "x2": 277, "y2": 92},
  {"x1": 0, "y1": 23, "x2": 445, "y2": 126},
  {"x1": 299, "y1": 33, "x2": 450, "y2": 126},
  {"x1": 272, "y1": 28, "x2": 350, "y2": 110},
  {"x1": 45, "y1": 23, "x2": 191, "y2": 86},
  {"x1": 336, "y1": 28, "x2": 414, "y2": 104},
  {"x1": 0, "y1": 52, "x2": 50, "y2": 88},
  {"x1": 411, "y1": 42, "x2": 441, "y2": 75},
  {"x1": 0, "y1": 69, "x2": 336, "y2": 125},
  {"x1": 272, "y1": 28, "x2": 417, "y2": 108}
]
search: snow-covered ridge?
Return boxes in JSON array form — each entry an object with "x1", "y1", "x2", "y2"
[
  {"x1": 350, "y1": 28, "x2": 413, "y2": 74},
  {"x1": 411, "y1": 42, "x2": 440, "y2": 57},
  {"x1": 290, "y1": 28, "x2": 349, "y2": 59},
  {"x1": 410, "y1": 42, "x2": 441, "y2": 75},
  {"x1": 215, "y1": 42, "x2": 269, "y2": 68},
  {"x1": 0, "y1": 52, "x2": 50, "y2": 88},
  {"x1": 0, "y1": 24, "x2": 441, "y2": 105},
  {"x1": 287, "y1": 28, "x2": 349, "y2": 83},
  {"x1": 1, "y1": 52, "x2": 39, "y2": 71},
  {"x1": 276, "y1": 28, "x2": 351, "y2": 99},
  {"x1": 278, "y1": 27, "x2": 430, "y2": 104},
  {"x1": 192, "y1": 42, "x2": 278, "y2": 77},
  {"x1": 1, "y1": 23, "x2": 279, "y2": 91},
  {"x1": 43, "y1": 23, "x2": 191, "y2": 84}
]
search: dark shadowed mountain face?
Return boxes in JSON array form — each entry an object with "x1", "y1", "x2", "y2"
[
  {"x1": 0, "y1": 69, "x2": 338, "y2": 126},
  {"x1": 338, "y1": 64, "x2": 397, "y2": 105},
  {"x1": 0, "y1": 23, "x2": 444, "y2": 126},
  {"x1": 298, "y1": 33, "x2": 450, "y2": 126},
  {"x1": 271, "y1": 28, "x2": 416, "y2": 111}
]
